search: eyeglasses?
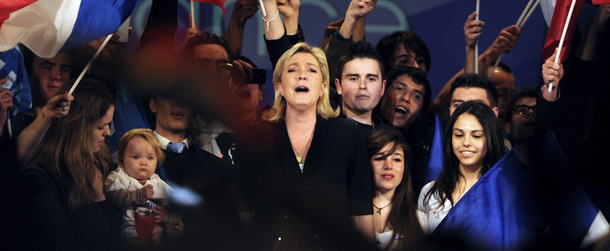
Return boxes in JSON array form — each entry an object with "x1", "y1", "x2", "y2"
[
  {"x1": 194, "y1": 59, "x2": 233, "y2": 72},
  {"x1": 513, "y1": 104, "x2": 536, "y2": 115}
]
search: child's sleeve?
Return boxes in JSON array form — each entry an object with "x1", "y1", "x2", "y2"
[{"x1": 105, "y1": 169, "x2": 148, "y2": 208}]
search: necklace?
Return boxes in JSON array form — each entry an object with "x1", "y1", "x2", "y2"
[
  {"x1": 373, "y1": 202, "x2": 392, "y2": 214},
  {"x1": 291, "y1": 131, "x2": 313, "y2": 164}
]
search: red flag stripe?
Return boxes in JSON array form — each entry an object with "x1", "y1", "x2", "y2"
[
  {"x1": 541, "y1": 0, "x2": 585, "y2": 62},
  {"x1": 0, "y1": 0, "x2": 37, "y2": 27},
  {"x1": 192, "y1": 0, "x2": 227, "y2": 13}
]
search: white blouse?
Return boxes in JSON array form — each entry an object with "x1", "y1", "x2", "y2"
[{"x1": 416, "y1": 181, "x2": 453, "y2": 233}]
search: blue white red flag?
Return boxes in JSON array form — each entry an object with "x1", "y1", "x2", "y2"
[
  {"x1": 425, "y1": 115, "x2": 443, "y2": 184},
  {"x1": 434, "y1": 150, "x2": 546, "y2": 250},
  {"x1": 538, "y1": 131, "x2": 609, "y2": 248},
  {"x1": 0, "y1": 47, "x2": 31, "y2": 117},
  {"x1": 0, "y1": 0, "x2": 140, "y2": 58}
]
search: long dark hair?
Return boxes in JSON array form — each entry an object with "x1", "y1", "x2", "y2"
[
  {"x1": 28, "y1": 78, "x2": 114, "y2": 211},
  {"x1": 367, "y1": 130, "x2": 423, "y2": 249},
  {"x1": 424, "y1": 101, "x2": 505, "y2": 209}
]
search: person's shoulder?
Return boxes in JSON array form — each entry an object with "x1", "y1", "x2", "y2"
[
  {"x1": 420, "y1": 181, "x2": 436, "y2": 194},
  {"x1": 326, "y1": 116, "x2": 357, "y2": 130}
]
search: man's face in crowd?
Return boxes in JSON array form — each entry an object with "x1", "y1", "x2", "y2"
[
  {"x1": 450, "y1": 87, "x2": 498, "y2": 117},
  {"x1": 488, "y1": 68, "x2": 516, "y2": 120},
  {"x1": 391, "y1": 44, "x2": 427, "y2": 73},
  {"x1": 193, "y1": 44, "x2": 232, "y2": 86},
  {"x1": 390, "y1": 74, "x2": 426, "y2": 129},
  {"x1": 149, "y1": 97, "x2": 195, "y2": 136},
  {"x1": 32, "y1": 52, "x2": 72, "y2": 102},
  {"x1": 336, "y1": 58, "x2": 385, "y2": 116},
  {"x1": 510, "y1": 97, "x2": 536, "y2": 143}
]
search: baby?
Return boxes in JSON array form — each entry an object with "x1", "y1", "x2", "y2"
[{"x1": 105, "y1": 128, "x2": 177, "y2": 243}]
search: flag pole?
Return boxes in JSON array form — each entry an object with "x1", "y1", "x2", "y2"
[
  {"x1": 549, "y1": 0, "x2": 577, "y2": 92},
  {"x1": 519, "y1": 0, "x2": 540, "y2": 29},
  {"x1": 68, "y1": 34, "x2": 113, "y2": 95},
  {"x1": 489, "y1": 0, "x2": 539, "y2": 77},
  {"x1": 258, "y1": 0, "x2": 267, "y2": 17},
  {"x1": 190, "y1": 0, "x2": 196, "y2": 28},
  {"x1": 516, "y1": 0, "x2": 535, "y2": 27},
  {"x1": 7, "y1": 112, "x2": 12, "y2": 138},
  {"x1": 475, "y1": 0, "x2": 480, "y2": 74}
]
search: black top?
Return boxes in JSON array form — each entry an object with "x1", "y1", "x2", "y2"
[
  {"x1": 157, "y1": 145, "x2": 247, "y2": 250},
  {"x1": 238, "y1": 116, "x2": 373, "y2": 250},
  {"x1": 20, "y1": 165, "x2": 122, "y2": 251},
  {"x1": 10, "y1": 112, "x2": 36, "y2": 138}
]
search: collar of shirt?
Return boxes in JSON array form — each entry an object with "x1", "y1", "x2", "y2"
[{"x1": 154, "y1": 131, "x2": 189, "y2": 150}]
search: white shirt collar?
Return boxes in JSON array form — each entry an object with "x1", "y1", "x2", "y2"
[{"x1": 154, "y1": 131, "x2": 189, "y2": 150}]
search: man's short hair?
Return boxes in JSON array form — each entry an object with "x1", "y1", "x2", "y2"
[
  {"x1": 386, "y1": 66, "x2": 431, "y2": 112},
  {"x1": 504, "y1": 87, "x2": 537, "y2": 123},
  {"x1": 376, "y1": 31, "x2": 430, "y2": 73},
  {"x1": 449, "y1": 73, "x2": 499, "y2": 107},
  {"x1": 336, "y1": 41, "x2": 385, "y2": 81},
  {"x1": 184, "y1": 31, "x2": 233, "y2": 61}
]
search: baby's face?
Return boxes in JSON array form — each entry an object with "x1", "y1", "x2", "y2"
[{"x1": 123, "y1": 137, "x2": 158, "y2": 182}]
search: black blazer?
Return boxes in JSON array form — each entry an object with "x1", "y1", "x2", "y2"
[{"x1": 238, "y1": 116, "x2": 373, "y2": 250}]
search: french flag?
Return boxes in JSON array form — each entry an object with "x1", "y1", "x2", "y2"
[
  {"x1": 0, "y1": 0, "x2": 140, "y2": 58},
  {"x1": 434, "y1": 150, "x2": 547, "y2": 250}
]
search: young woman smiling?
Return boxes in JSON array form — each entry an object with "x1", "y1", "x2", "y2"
[{"x1": 417, "y1": 101, "x2": 506, "y2": 233}]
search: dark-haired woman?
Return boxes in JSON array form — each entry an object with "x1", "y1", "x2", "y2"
[
  {"x1": 367, "y1": 129, "x2": 422, "y2": 250},
  {"x1": 417, "y1": 101, "x2": 506, "y2": 232},
  {"x1": 21, "y1": 78, "x2": 126, "y2": 250}
]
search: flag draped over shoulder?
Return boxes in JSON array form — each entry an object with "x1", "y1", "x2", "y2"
[
  {"x1": 193, "y1": 0, "x2": 227, "y2": 13},
  {"x1": 425, "y1": 115, "x2": 443, "y2": 184},
  {"x1": 434, "y1": 150, "x2": 546, "y2": 250},
  {"x1": 537, "y1": 131, "x2": 609, "y2": 248},
  {"x1": 0, "y1": 0, "x2": 140, "y2": 58},
  {"x1": 541, "y1": 0, "x2": 585, "y2": 62},
  {"x1": 0, "y1": 47, "x2": 31, "y2": 117}
]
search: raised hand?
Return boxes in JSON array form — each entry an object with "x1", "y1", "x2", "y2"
[
  {"x1": 41, "y1": 92, "x2": 74, "y2": 120},
  {"x1": 464, "y1": 11, "x2": 484, "y2": 49}
]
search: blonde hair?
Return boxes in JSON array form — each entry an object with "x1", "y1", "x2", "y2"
[
  {"x1": 262, "y1": 42, "x2": 339, "y2": 122},
  {"x1": 117, "y1": 128, "x2": 165, "y2": 167}
]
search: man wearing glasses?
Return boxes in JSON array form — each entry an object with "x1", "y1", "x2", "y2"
[{"x1": 504, "y1": 87, "x2": 537, "y2": 168}]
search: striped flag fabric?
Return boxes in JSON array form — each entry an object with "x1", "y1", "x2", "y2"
[
  {"x1": 0, "y1": 47, "x2": 31, "y2": 117},
  {"x1": 0, "y1": 0, "x2": 140, "y2": 58},
  {"x1": 541, "y1": 0, "x2": 585, "y2": 62},
  {"x1": 193, "y1": 0, "x2": 227, "y2": 13},
  {"x1": 592, "y1": 0, "x2": 610, "y2": 5},
  {"x1": 434, "y1": 150, "x2": 546, "y2": 250}
]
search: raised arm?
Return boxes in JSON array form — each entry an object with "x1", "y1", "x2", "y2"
[
  {"x1": 16, "y1": 93, "x2": 73, "y2": 161},
  {"x1": 226, "y1": 0, "x2": 259, "y2": 56},
  {"x1": 464, "y1": 11, "x2": 484, "y2": 73},
  {"x1": 541, "y1": 49, "x2": 562, "y2": 102},
  {"x1": 434, "y1": 23, "x2": 520, "y2": 115}
]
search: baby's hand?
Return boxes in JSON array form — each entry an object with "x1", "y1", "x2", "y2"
[
  {"x1": 152, "y1": 205, "x2": 168, "y2": 224},
  {"x1": 141, "y1": 184, "x2": 154, "y2": 200}
]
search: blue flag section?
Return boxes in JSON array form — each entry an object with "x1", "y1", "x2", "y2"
[
  {"x1": 537, "y1": 131, "x2": 608, "y2": 247},
  {"x1": 425, "y1": 115, "x2": 443, "y2": 184},
  {"x1": 61, "y1": 0, "x2": 141, "y2": 52},
  {"x1": 0, "y1": 47, "x2": 31, "y2": 117},
  {"x1": 1, "y1": 0, "x2": 140, "y2": 58},
  {"x1": 108, "y1": 83, "x2": 150, "y2": 153},
  {"x1": 434, "y1": 150, "x2": 545, "y2": 250}
]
